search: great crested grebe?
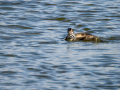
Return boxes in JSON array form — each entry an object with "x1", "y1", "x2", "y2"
[{"x1": 65, "y1": 28, "x2": 102, "y2": 42}]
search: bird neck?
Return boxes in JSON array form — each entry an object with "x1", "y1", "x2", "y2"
[{"x1": 68, "y1": 33, "x2": 76, "y2": 39}]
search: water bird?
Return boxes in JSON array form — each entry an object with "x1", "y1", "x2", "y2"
[{"x1": 65, "y1": 28, "x2": 102, "y2": 42}]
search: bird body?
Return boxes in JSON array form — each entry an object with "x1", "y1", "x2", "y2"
[{"x1": 65, "y1": 28, "x2": 102, "y2": 42}]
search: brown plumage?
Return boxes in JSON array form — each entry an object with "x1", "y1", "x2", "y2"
[{"x1": 65, "y1": 28, "x2": 102, "y2": 42}]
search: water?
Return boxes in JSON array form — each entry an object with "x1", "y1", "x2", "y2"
[{"x1": 0, "y1": 0, "x2": 120, "y2": 90}]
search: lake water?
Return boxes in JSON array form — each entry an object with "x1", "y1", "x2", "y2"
[{"x1": 0, "y1": 0, "x2": 120, "y2": 90}]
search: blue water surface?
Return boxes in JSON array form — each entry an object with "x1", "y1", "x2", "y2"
[{"x1": 0, "y1": 0, "x2": 120, "y2": 90}]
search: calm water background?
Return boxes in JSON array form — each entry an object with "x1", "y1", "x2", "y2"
[{"x1": 0, "y1": 0, "x2": 120, "y2": 90}]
